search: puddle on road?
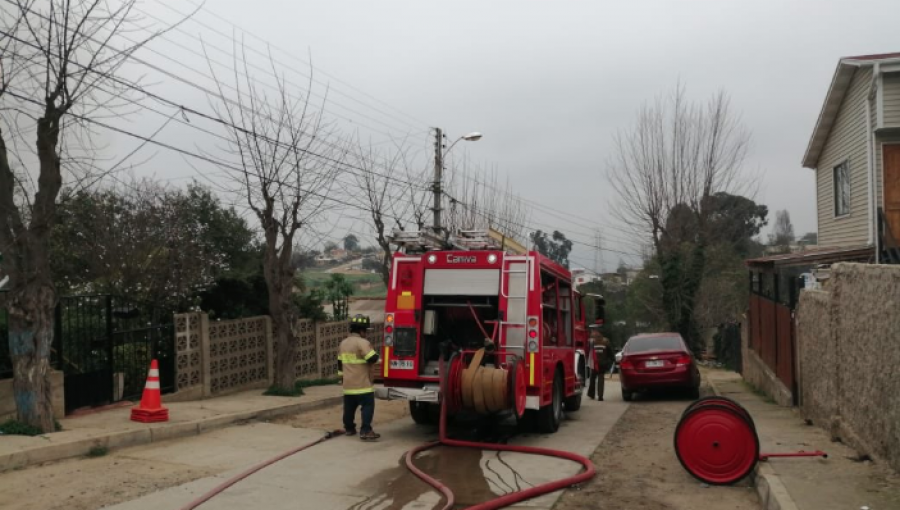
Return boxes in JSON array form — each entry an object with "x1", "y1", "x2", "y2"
[{"x1": 350, "y1": 446, "x2": 533, "y2": 510}]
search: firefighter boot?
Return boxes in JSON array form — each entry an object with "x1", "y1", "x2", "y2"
[{"x1": 360, "y1": 430, "x2": 381, "y2": 441}]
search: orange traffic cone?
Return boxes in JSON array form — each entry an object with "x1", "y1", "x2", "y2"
[{"x1": 131, "y1": 359, "x2": 169, "y2": 423}]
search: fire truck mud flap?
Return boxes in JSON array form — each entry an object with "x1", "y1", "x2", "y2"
[{"x1": 375, "y1": 386, "x2": 441, "y2": 403}]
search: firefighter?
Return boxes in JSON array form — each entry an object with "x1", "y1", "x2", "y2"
[
  {"x1": 587, "y1": 325, "x2": 613, "y2": 400},
  {"x1": 338, "y1": 314, "x2": 381, "y2": 441}
]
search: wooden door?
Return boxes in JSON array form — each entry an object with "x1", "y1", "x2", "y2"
[{"x1": 885, "y1": 145, "x2": 900, "y2": 243}]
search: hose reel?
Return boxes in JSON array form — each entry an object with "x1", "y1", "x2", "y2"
[{"x1": 448, "y1": 348, "x2": 527, "y2": 418}]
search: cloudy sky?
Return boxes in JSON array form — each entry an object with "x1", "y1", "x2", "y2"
[{"x1": 98, "y1": 0, "x2": 900, "y2": 270}]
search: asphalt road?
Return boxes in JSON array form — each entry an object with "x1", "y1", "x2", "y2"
[{"x1": 104, "y1": 382, "x2": 628, "y2": 510}]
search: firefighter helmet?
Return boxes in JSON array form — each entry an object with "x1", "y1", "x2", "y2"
[{"x1": 350, "y1": 314, "x2": 371, "y2": 333}]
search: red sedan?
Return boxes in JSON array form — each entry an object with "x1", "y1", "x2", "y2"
[{"x1": 618, "y1": 333, "x2": 701, "y2": 401}]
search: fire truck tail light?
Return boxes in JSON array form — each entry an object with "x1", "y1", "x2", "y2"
[
  {"x1": 386, "y1": 314, "x2": 394, "y2": 324},
  {"x1": 384, "y1": 335, "x2": 393, "y2": 347},
  {"x1": 527, "y1": 318, "x2": 538, "y2": 328},
  {"x1": 528, "y1": 340, "x2": 538, "y2": 352},
  {"x1": 385, "y1": 325, "x2": 394, "y2": 334},
  {"x1": 528, "y1": 330, "x2": 537, "y2": 339}
]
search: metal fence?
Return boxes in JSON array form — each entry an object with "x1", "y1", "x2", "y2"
[
  {"x1": 57, "y1": 295, "x2": 175, "y2": 411},
  {"x1": 1, "y1": 294, "x2": 175, "y2": 413},
  {"x1": 748, "y1": 270, "x2": 801, "y2": 404}
]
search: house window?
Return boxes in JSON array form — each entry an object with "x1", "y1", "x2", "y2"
[{"x1": 833, "y1": 161, "x2": 850, "y2": 217}]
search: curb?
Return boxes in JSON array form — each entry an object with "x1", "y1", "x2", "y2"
[
  {"x1": 0, "y1": 395, "x2": 343, "y2": 473},
  {"x1": 707, "y1": 376, "x2": 800, "y2": 510}
]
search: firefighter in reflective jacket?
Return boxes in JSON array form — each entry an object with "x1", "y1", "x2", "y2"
[{"x1": 338, "y1": 314, "x2": 381, "y2": 441}]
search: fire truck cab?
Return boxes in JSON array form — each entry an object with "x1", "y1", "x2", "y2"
[{"x1": 376, "y1": 229, "x2": 590, "y2": 433}]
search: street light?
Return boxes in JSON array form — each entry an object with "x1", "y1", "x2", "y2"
[{"x1": 432, "y1": 128, "x2": 482, "y2": 235}]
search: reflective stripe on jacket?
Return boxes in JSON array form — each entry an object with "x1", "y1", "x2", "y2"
[{"x1": 338, "y1": 333, "x2": 378, "y2": 395}]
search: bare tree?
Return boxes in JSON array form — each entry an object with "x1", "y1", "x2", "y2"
[
  {"x1": 768, "y1": 209, "x2": 795, "y2": 252},
  {"x1": 444, "y1": 162, "x2": 529, "y2": 244},
  {"x1": 351, "y1": 137, "x2": 421, "y2": 285},
  {"x1": 204, "y1": 42, "x2": 345, "y2": 391},
  {"x1": 0, "y1": 0, "x2": 188, "y2": 430},
  {"x1": 607, "y1": 84, "x2": 751, "y2": 350}
]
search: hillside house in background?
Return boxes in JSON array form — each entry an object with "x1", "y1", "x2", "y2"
[
  {"x1": 803, "y1": 52, "x2": 900, "y2": 263},
  {"x1": 571, "y1": 268, "x2": 601, "y2": 287}
]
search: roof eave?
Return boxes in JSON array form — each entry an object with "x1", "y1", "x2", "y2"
[{"x1": 802, "y1": 61, "x2": 861, "y2": 169}]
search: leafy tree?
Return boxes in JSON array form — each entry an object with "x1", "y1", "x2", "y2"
[
  {"x1": 529, "y1": 230, "x2": 574, "y2": 268},
  {"x1": 706, "y1": 192, "x2": 769, "y2": 257},
  {"x1": 51, "y1": 181, "x2": 256, "y2": 312},
  {"x1": 362, "y1": 257, "x2": 382, "y2": 272},
  {"x1": 324, "y1": 274, "x2": 354, "y2": 320},
  {"x1": 291, "y1": 250, "x2": 318, "y2": 271},
  {"x1": 324, "y1": 241, "x2": 339, "y2": 253},
  {"x1": 343, "y1": 234, "x2": 360, "y2": 252}
]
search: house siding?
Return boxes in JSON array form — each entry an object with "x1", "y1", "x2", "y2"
[
  {"x1": 883, "y1": 72, "x2": 900, "y2": 128},
  {"x1": 816, "y1": 67, "x2": 872, "y2": 248}
]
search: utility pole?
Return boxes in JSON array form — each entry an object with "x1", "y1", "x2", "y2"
[
  {"x1": 595, "y1": 230, "x2": 604, "y2": 275},
  {"x1": 432, "y1": 127, "x2": 444, "y2": 235}
]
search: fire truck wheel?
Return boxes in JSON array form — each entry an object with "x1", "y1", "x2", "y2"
[
  {"x1": 564, "y1": 388, "x2": 583, "y2": 412},
  {"x1": 537, "y1": 370, "x2": 563, "y2": 433},
  {"x1": 409, "y1": 401, "x2": 438, "y2": 425}
]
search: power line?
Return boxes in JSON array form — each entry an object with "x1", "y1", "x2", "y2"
[
  {"x1": 0, "y1": 25, "x2": 437, "y2": 197},
  {"x1": 0, "y1": 1, "x2": 431, "y2": 180},
  {"x1": 153, "y1": 0, "x2": 432, "y2": 129}
]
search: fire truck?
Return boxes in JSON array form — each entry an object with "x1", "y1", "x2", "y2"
[{"x1": 376, "y1": 229, "x2": 592, "y2": 433}]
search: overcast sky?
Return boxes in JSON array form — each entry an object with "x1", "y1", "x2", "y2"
[{"x1": 104, "y1": 0, "x2": 900, "y2": 270}]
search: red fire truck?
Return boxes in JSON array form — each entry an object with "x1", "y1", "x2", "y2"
[{"x1": 376, "y1": 229, "x2": 591, "y2": 433}]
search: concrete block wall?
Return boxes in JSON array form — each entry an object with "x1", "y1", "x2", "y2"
[
  {"x1": 174, "y1": 313, "x2": 383, "y2": 398},
  {"x1": 795, "y1": 263, "x2": 900, "y2": 473}
]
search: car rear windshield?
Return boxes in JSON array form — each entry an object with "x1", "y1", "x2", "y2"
[{"x1": 626, "y1": 336, "x2": 683, "y2": 353}]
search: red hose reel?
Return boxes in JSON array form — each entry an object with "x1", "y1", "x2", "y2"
[{"x1": 674, "y1": 396, "x2": 827, "y2": 485}]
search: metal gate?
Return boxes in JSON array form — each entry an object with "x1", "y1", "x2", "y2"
[{"x1": 56, "y1": 295, "x2": 174, "y2": 413}]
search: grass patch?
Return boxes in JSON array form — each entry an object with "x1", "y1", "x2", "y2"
[
  {"x1": 298, "y1": 377, "x2": 340, "y2": 388},
  {"x1": 263, "y1": 377, "x2": 341, "y2": 397},
  {"x1": 0, "y1": 419, "x2": 44, "y2": 436},
  {"x1": 87, "y1": 445, "x2": 109, "y2": 458},
  {"x1": 264, "y1": 381, "x2": 305, "y2": 397}
]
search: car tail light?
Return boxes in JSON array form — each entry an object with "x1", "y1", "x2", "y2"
[
  {"x1": 676, "y1": 354, "x2": 691, "y2": 367},
  {"x1": 620, "y1": 358, "x2": 634, "y2": 370}
]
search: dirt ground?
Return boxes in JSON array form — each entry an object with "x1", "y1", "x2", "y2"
[
  {"x1": 0, "y1": 447, "x2": 218, "y2": 510},
  {"x1": 0, "y1": 399, "x2": 410, "y2": 510},
  {"x1": 555, "y1": 391, "x2": 760, "y2": 510}
]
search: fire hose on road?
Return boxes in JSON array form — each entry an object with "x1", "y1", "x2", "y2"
[
  {"x1": 176, "y1": 348, "x2": 595, "y2": 510},
  {"x1": 403, "y1": 351, "x2": 596, "y2": 510}
]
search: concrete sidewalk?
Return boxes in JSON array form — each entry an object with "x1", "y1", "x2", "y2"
[
  {"x1": 0, "y1": 385, "x2": 343, "y2": 473},
  {"x1": 706, "y1": 369, "x2": 900, "y2": 510}
]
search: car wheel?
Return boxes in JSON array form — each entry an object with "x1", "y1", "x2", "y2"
[
  {"x1": 537, "y1": 372, "x2": 563, "y2": 433},
  {"x1": 688, "y1": 386, "x2": 701, "y2": 400},
  {"x1": 622, "y1": 388, "x2": 634, "y2": 402}
]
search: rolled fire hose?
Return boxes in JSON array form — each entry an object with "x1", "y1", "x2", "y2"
[{"x1": 460, "y1": 348, "x2": 509, "y2": 415}]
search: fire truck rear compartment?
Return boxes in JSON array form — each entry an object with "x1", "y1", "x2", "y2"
[{"x1": 419, "y1": 295, "x2": 500, "y2": 377}]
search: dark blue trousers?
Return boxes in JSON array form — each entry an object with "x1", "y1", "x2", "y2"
[{"x1": 343, "y1": 393, "x2": 375, "y2": 433}]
